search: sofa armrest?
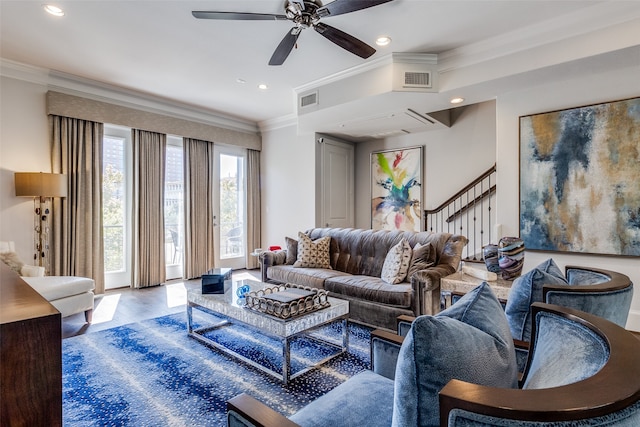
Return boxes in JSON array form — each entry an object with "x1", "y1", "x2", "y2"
[
  {"x1": 21, "y1": 265, "x2": 45, "y2": 277},
  {"x1": 370, "y1": 329, "x2": 404, "y2": 380},
  {"x1": 260, "y1": 250, "x2": 287, "y2": 282},
  {"x1": 227, "y1": 393, "x2": 299, "y2": 427},
  {"x1": 411, "y1": 264, "x2": 456, "y2": 315}
]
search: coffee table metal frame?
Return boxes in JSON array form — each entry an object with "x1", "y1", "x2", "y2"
[{"x1": 187, "y1": 280, "x2": 349, "y2": 385}]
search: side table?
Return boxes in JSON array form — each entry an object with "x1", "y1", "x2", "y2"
[{"x1": 440, "y1": 270, "x2": 514, "y2": 310}]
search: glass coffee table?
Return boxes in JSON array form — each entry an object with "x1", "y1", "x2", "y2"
[{"x1": 187, "y1": 279, "x2": 349, "y2": 384}]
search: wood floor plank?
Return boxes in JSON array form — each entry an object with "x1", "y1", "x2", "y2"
[{"x1": 62, "y1": 269, "x2": 261, "y2": 339}]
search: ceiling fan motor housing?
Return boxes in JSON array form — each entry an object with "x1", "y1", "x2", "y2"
[{"x1": 286, "y1": 0, "x2": 323, "y2": 27}]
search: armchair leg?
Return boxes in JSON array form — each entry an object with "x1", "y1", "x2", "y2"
[{"x1": 84, "y1": 309, "x2": 93, "y2": 323}]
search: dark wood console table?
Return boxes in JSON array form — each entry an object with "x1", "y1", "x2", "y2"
[{"x1": 1, "y1": 262, "x2": 62, "y2": 426}]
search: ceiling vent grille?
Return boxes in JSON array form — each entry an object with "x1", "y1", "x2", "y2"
[
  {"x1": 300, "y1": 91, "x2": 319, "y2": 108},
  {"x1": 404, "y1": 71, "x2": 431, "y2": 88}
]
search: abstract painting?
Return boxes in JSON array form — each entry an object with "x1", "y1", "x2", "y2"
[
  {"x1": 371, "y1": 146, "x2": 423, "y2": 232},
  {"x1": 520, "y1": 97, "x2": 640, "y2": 256}
]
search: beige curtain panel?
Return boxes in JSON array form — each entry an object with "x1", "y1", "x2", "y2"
[
  {"x1": 50, "y1": 115, "x2": 105, "y2": 294},
  {"x1": 183, "y1": 137, "x2": 215, "y2": 279},
  {"x1": 131, "y1": 129, "x2": 167, "y2": 288},
  {"x1": 246, "y1": 149, "x2": 261, "y2": 270}
]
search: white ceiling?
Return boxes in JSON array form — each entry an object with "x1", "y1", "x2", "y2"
[{"x1": 1, "y1": 0, "x2": 638, "y2": 134}]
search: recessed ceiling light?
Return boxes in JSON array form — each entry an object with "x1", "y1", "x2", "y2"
[
  {"x1": 450, "y1": 97, "x2": 465, "y2": 104},
  {"x1": 258, "y1": 83, "x2": 268, "y2": 90},
  {"x1": 376, "y1": 36, "x2": 391, "y2": 46},
  {"x1": 43, "y1": 4, "x2": 65, "y2": 17}
]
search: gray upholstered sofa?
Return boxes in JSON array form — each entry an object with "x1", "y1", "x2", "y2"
[{"x1": 260, "y1": 227, "x2": 468, "y2": 330}]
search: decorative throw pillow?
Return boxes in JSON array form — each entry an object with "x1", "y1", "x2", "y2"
[
  {"x1": 392, "y1": 283, "x2": 518, "y2": 427},
  {"x1": 381, "y1": 239, "x2": 412, "y2": 284},
  {"x1": 407, "y1": 242, "x2": 436, "y2": 278},
  {"x1": 0, "y1": 251, "x2": 24, "y2": 274},
  {"x1": 285, "y1": 236, "x2": 298, "y2": 265},
  {"x1": 505, "y1": 258, "x2": 568, "y2": 342},
  {"x1": 293, "y1": 232, "x2": 332, "y2": 269}
]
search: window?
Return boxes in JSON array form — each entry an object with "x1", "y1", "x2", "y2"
[
  {"x1": 215, "y1": 146, "x2": 246, "y2": 269},
  {"x1": 103, "y1": 126, "x2": 131, "y2": 289},
  {"x1": 164, "y1": 137, "x2": 184, "y2": 279}
]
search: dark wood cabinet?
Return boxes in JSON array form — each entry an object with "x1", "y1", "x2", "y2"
[{"x1": 1, "y1": 262, "x2": 62, "y2": 427}]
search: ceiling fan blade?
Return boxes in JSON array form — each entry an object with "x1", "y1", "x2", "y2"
[
  {"x1": 314, "y1": 23, "x2": 375, "y2": 59},
  {"x1": 269, "y1": 28, "x2": 302, "y2": 66},
  {"x1": 192, "y1": 11, "x2": 288, "y2": 21},
  {"x1": 316, "y1": 0, "x2": 394, "y2": 18}
]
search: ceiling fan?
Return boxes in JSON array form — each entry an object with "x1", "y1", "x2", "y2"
[{"x1": 192, "y1": 0, "x2": 395, "y2": 65}]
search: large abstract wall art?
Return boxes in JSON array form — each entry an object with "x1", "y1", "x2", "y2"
[
  {"x1": 519, "y1": 97, "x2": 640, "y2": 256},
  {"x1": 371, "y1": 146, "x2": 423, "y2": 232}
]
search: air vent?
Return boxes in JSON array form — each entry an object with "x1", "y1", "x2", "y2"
[
  {"x1": 404, "y1": 71, "x2": 431, "y2": 88},
  {"x1": 300, "y1": 91, "x2": 319, "y2": 108}
]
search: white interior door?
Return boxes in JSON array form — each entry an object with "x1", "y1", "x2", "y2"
[
  {"x1": 213, "y1": 145, "x2": 246, "y2": 269},
  {"x1": 319, "y1": 136, "x2": 355, "y2": 228}
]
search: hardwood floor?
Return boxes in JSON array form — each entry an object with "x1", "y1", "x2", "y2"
[{"x1": 62, "y1": 269, "x2": 261, "y2": 339}]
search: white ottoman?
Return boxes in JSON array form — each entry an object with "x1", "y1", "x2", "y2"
[{"x1": 22, "y1": 276, "x2": 95, "y2": 322}]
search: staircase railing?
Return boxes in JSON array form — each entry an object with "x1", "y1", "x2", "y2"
[{"x1": 424, "y1": 164, "x2": 496, "y2": 262}]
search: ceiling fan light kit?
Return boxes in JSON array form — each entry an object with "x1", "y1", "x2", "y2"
[{"x1": 193, "y1": 0, "x2": 395, "y2": 65}]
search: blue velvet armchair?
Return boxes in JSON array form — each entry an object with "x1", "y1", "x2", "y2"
[
  {"x1": 227, "y1": 287, "x2": 640, "y2": 427},
  {"x1": 504, "y1": 261, "x2": 634, "y2": 370},
  {"x1": 440, "y1": 302, "x2": 640, "y2": 426}
]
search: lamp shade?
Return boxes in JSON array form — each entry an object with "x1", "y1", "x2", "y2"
[{"x1": 15, "y1": 172, "x2": 67, "y2": 197}]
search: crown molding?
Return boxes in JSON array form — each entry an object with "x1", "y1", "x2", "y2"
[
  {"x1": 294, "y1": 53, "x2": 395, "y2": 95},
  {"x1": 437, "y1": 1, "x2": 640, "y2": 73},
  {"x1": 1, "y1": 58, "x2": 260, "y2": 135},
  {"x1": 259, "y1": 113, "x2": 298, "y2": 133},
  {"x1": 0, "y1": 59, "x2": 49, "y2": 85}
]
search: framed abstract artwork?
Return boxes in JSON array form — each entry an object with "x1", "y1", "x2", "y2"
[
  {"x1": 519, "y1": 97, "x2": 640, "y2": 256},
  {"x1": 371, "y1": 146, "x2": 423, "y2": 232}
]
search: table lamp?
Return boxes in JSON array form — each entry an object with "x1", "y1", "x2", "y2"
[{"x1": 15, "y1": 172, "x2": 67, "y2": 275}]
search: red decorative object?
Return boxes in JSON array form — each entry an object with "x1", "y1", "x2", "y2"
[{"x1": 269, "y1": 245, "x2": 282, "y2": 251}]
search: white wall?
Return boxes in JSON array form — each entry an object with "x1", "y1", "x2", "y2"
[
  {"x1": 259, "y1": 125, "x2": 317, "y2": 249},
  {"x1": 354, "y1": 101, "x2": 497, "y2": 229},
  {"x1": 495, "y1": 54, "x2": 640, "y2": 331},
  {"x1": 0, "y1": 76, "x2": 51, "y2": 262}
]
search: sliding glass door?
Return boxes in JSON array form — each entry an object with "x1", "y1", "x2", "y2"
[
  {"x1": 164, "y1": 137, "x2": 184, "y2": 279},
  {"x1": 214, "y1": 145, "x2": 246, "y2": 269},
  {"x1": 103, "y1": 126, "x2": 132, "y2": 289}
]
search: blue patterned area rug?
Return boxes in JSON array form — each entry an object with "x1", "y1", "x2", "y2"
[{"x1": 62, "y1": 310, "x2": 371, "y2": 426}]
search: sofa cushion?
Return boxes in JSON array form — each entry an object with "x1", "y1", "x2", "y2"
[
  {"x1": 290, "y1": 370, "x2": 394, "y2": 427},
  {"x1": 285, "y1": 236, "x2": 298, "y2": 265},
  {"x1": 325, "y1": 275, "x2": 413, "y2": 307},
  {"x1": 294, "y1": 232, "x2": 331, "y2": 269},
  {"x1": 408, "y1": 242, "x2": 436, "y2": 278},
  {"x1": 393, "y1": 282, "x2": 518, "y2": 427},
  {"x1": 505, "y1": 258, "x2": 569, "y2": 342},
  {"x1": 381, "y1": 238, "x2": 412, "y2": 284},
  {"x1": 267, "y1": 265, "x2": 350, "y2": 290}
]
